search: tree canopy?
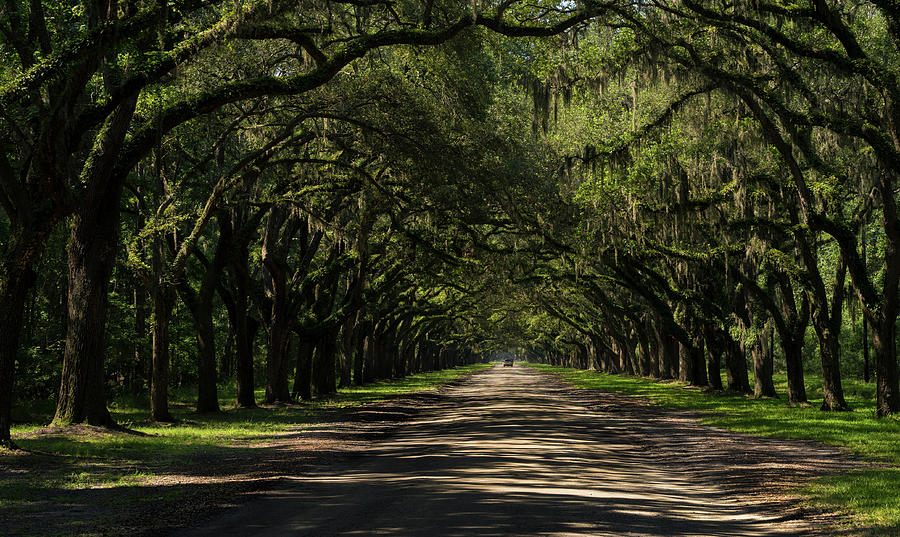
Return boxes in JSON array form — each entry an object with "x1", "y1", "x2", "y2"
[{"x1": 2, "y1": 0, "x2": 900, "y2": 447}]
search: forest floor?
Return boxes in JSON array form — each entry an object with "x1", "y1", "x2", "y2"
[
  {"x1": 162, "y1": 365, "x2": 868, "y2": 537},
  {"x1": 0, "y1": 365, "x2": 489, "y2": 537}
]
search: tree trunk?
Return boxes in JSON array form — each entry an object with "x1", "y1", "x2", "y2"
[
  {"x1": 222, "y1": 332, "x2": 234, "y2": 381},
  {"x1": 193, "y1": 299, "x2": 219, "y2": 413},
  {"x1": 403, "y1": 338, "x2": 417, "y2": 374},
  {"x1": 265, "y1": 313, "x2": 292, "y2": 403},
  {"x1": 364, "y1": 323, "x2": 377, "y2": 383},
  {"x1": 809, "y1": 257, "x2": 847, "y2": 410},
  {"x1": 293, "y1": 338, "x2": 315, "y2": 400},
  {"x1": 0, "y1": 255, "x2": 37, "y2": 446},
  {"x1": 644, "y1": 318, "x2": 660, "y2": 378},
  {"x1": 353, "y1": 327, "x2": 368, "y2": 385},
  {"x1": 313, "y1": 328, "x2": 339, "y2": 395},
  {"x1": 782, "y1": 335, "x2": 807, "y2": 404},
  {"x1": 691, "y1": 333, "x2": 708, "y2": 386},
  {"x1": 132, "y1": 189, "x2": 147, "y2": 395},
  {"x1": 769, "y1": 270, "x2": 810, "y2": 405},
  {"x1": 678, "y1": 342, "x2": 692, "y2": 383},
  {"x1": 818, "y1": 327, "x2": 848, "y2": 410},
  {"x1": 338, "y1": 314, "x2": 357, "y2": 389},
  {"x1": 231, "y1": 243, "x2": 257, "y2": 408},
  {"x1": 724, "y1": 333, "x2": 751, "y2": 393},
  {"x1": 861, "y1": 227, "x2": 870, "y2": 383},
  {"x1": 586, "y1": 334, "x2": 600, "y2": 371},
  {"x1": 619, "y1": 338, "x2": 635, "y2": 375},
  {"x1": 637, "y1": 333, "x2": 652, "y2": 378},
  {"x1": 53, "y1": 199, "x2": 122, "y2": 427},
  {"x1": 375, "y1": 324, "x2": 394, "y2": 379},
  {"x1": 872, "y1": 168, "x2": 900, "y2": 415},
  {"x1": 261, "y1": 206, "x2": 300, "y2": 404},
  {"x1": 752, "y1": 330, "x2": 777, "y2": 398},
  {"x1": 52, "y1": 94, "x2": 137, "y2": 427},
  {"x1": 177, "y1": 235, "x2": 227, "y2": 413},
  {"x1": 412, "y1": 342, "x2": 423, "y2": 373},
  {"x1": 150, "y1": 284, "x2": 176, "y2": 422},
  {"x1": 873, "y1": 315, "x2": 900, "y2": 416},
  {"x1": 177, "y1": 280, "x2": 222, "y2": 413},
  {"x1": 863, "y1": 315, "x2": 870, "y2": 383},
  {"x1": 133, "y1": 284, "x2": 147, "y2": 394},
  {"x1": 704, "y1": 326, "x2": 723, "y2": 391},
  {"x1": 393, "y1": 321, "x2": 409, "y2": 378},
  {"x1": 659, "y1": 334, "x2": 676, "y2": 379}
]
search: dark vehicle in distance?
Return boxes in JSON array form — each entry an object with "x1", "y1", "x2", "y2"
[{"x1": 503, "y1": 358, "x2": 514, "y2": 367}]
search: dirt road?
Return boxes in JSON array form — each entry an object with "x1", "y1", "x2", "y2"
[{"x1": 175, "y1": 365, "x2": 843, "y2": 537}]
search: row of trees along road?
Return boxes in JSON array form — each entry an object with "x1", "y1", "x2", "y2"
[
  {"x1": 0, "y1": 0, "x2": 612, "y2": 446},
  {"x1": 4, "y1": 0, "x2": 900, "y2": 447},
  {"x1": 513, "y1": 0, "x2": 900, "y2": 417}
]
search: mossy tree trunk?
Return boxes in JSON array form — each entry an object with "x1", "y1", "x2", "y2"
[
  {"x1": 703, "y1": 326, "x2": 724, "y2": 391},
  {"x1": 723, "y1": 334, "x2": 750, "y2": 394},
  {"x1": 53, "y1": 95, "x2": 139, "y2": 427}
]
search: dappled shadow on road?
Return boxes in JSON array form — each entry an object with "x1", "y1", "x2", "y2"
[
  {"x1": 173, "y1": 366, "x2": 866, "y2": 537},
  {"x1": 0, "y1": 392, "x2": 437, "y2": 537}
]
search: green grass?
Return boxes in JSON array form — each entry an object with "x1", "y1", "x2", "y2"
[
  {"x1": 525, "y1": 363, "x2": 900, "y2": 534},
  {"x1": 12, "y1": 364, "x2": 490, "y2": 442},
  {"x1": 2, "y1": 364, "x2": 490, "y2": 520}
]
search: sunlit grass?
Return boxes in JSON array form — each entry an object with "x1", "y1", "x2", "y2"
[{"x1": 525, "y1": 363, "x2": 900, "y2": 533}]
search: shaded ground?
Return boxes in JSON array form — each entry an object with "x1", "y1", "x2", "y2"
[
  {"x1": 172, "y1": 366, "x2": 864, "y2": 537},
  {"x1": 0, "y1": 391, "x2": 446, "y2": 536}
]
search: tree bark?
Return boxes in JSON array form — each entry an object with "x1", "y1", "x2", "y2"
[
  {"x1": 338, "y1": 313, "x2": 357, "y2": 389},
  {"x1": 222, "y1": 331, "x2": 234, "y2": 381},
  {"x1": 52, "y1": 93, "x2": 138, "y2": 427},
  {"x1": 704, "y1": 326, "x2": 723, "y2": 391},
  {"x1": 313, "y1": 327, "x2": 339, "y2": 395},
  {"x1": 133, "y1": 283, "x2": 147, "y2": 394},
  {"x1": 353, "y1": 322, "x2": 369, "y2": 385},
  {"x1": 767, "y1": 270, "x2": 810, "y2": 405},
  {"x1": 644, "y1": 318, "x2": 660, "y2": 378},
  {"x1": 362, "y1": 323, "x2": 377, "y2": 384},
  {"x1": 587, "y1": 334, "x2": 602, "y2": 372},
  {"x1": 752, "y1": 328, "x2": 777, "y2": 398},
  {"x1": 659, "y1": 334, "x2": 677, "y2": 379},
  {"x1": 691, "y1": 333, "x2": 708, "y2": 386},
  {"x1": 53, "y1": 193, "x2": 121, "y2": 427},
  {"x1": 150, "y1": 282, "x2": 176, "y2": 422},
  {"x1": 724, "y1": 333, "x2": 751, "y2": 394},
  {"x1": 818, "y1": 258, "x2": 849, "y2": 411},
  {"x1": 178, "y1": 288, "x2": 220, "y2": 413},
  {"x1": 230, "y1": 238, "x2": 257, "y2": 408},
  {"x1": 678, "y1": 342, "x2": 692, "y2": 383},
  {"x1": 261, "y1": 206, "x2": 299, "y2": 404},
  {"x1": 0, "y1": 253, "x2": 37, "y2": 446},
  {"x1": 872, "y1": 172, "x2": 900, "y2": 416},
  {"x1": 265, "y1": 313, "x2": 293, "y2": 403},
  {"x1": 176, "y1": 228, "x2": 228, "y2": 413},
  {"x1": 873, "y1": 315, "x2": 900, "y2": 416},
  {"x1": 861, "y1": 226, "x2": 870, "y2": 383},
  {"x1": 292, "y1": 338, "x2": 315, "y2": 400},
  {"x1": 781, "y1": 335, "x2": 807, "y2": 404}
]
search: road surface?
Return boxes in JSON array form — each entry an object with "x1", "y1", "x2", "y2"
[{"x1": 175, "y1": 365, "x2": 822, "y2": 537}]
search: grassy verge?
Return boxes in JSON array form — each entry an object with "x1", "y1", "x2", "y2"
[
  {"x1": 1, "y1": 364, "x2": 490, "y2": 530},
  {"x1": 525, "y1": 363, "x2": 900, "y2": 534}
]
